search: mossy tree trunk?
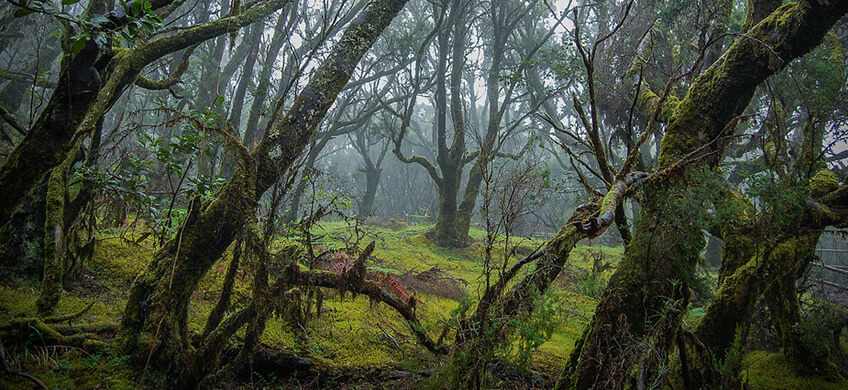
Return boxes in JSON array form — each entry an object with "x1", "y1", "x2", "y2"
[
  {"x1": 118, "y1": 0, "x2": 410, "y2": 379},
  {"x1": 360, "y1": 163, "x2": 381, "y2": 217},
  {"x1": 0, "y1": 0, "x2": 286, "y2": 227},
  {"x1": 449, "y1": 172, "x2": 647, "y2": 387},
  {"x1": 35, "y1": 115, "x2": 104, "y2": 316},
  {"x1": 451, "y1": 1, "x2": 508, "y2": 245},
  {"x1": 427, "y1": 0, "x2": 470, "y2": 247},
  {"x1": 557, "y1": 2, "x2": 848, "y2": 388},
  {"x1": 684, "y1": 11, "x2": 847, "y2": 384}
]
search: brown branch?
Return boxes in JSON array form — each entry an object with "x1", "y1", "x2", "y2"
[
  {"x1": 0, "y1": 335, "x2": 48, "y2": 390},
  {"x1": 0, "y1": 105, "x2": 26, "y2": 136},
  {"x1": 274, "y1": 241, "x2": 442, "y2": 354}
]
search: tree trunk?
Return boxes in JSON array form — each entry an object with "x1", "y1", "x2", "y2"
[
  {"x1": 359, "y1": 165, "x2": 381, "y2": 217},
  {"x1": 558, "y1": 2, "x2": 848, "y2": 388},
  {"x1": 118, "y1": 0, "x2": 410, "y2": 379},
  {"x1": 220, "y1": 24, "x2": 262, "y2": 178},
  {"x1": 242, "y1": 11, "x2": 293, "y2": 148},
  {"x1": 430, "y1": 162, "x2": 465, "y2": 247},
  {"x1": 0, "y1": 0, "x2": 287, "y2": 226}
]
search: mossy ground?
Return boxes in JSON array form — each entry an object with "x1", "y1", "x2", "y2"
[
  {"x1": 741, "y1": 351, "x2": 847, "y2": 390},
  {"x1": 1, "y1": 222, "x2": 845, "y2": 388}
]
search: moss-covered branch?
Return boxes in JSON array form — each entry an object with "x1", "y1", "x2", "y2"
[
  {"x1": 560, "y1": 2, "x2": 848, "y2": 388},
  {"x1": 119, "y1": 0, "x2": 410, "y2": 378},
  {"x1": 0, "y1": 317, "x2": 107, "y2": 353},
  {"x1": 660, "y1": 1, "x2": 848, "y2": 166},
  {"x1": 135, "y1": 45, "x2": 196, "y2": 90},
  {"x1": 274, "y1": 242, "x2": 441, "y2": 353}
]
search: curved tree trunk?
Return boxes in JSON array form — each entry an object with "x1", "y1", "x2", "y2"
[
  {"x1": 118, "y1": 0, "x2": 410, "y2": 379},
  {"x1": 558, "y1": 2, "x2": 848, "y2": 388},
  {"x1": 0, "y1": 0, "x2": 285, "y2": 226},
  {"x1": 359, "y1": 164, "x2": 381, "y2": 217}
]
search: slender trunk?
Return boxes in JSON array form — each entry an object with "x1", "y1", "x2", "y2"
[
  {"x1": 119, "y1": 0, "x2": 409, "y2": 378},
  {"x1": 283, "y1": 137, "x2": 324, "y2": 223},
  {"x1": 359, "y1": 165, "x2": 380, "y2": 217},
  {"x1": 220, "y1": 25, "x2": 262, "y2": 178},
  {"x1": 242, "y1": 11, "x2": 292, "y2": 148}
]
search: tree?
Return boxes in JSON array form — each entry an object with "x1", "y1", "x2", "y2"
[
  {"x1": 559, "y1": 2, "x2": 848, "y2": 387},
  {"x1": 390, "y1": 0, "x2": 554, "y2": 247},
  {"x1": 0, "y1": 0, "x2": 289, "y2": 227},
  {"x1": 117, "y1": 0, "x2": 410, "y2": 383}
]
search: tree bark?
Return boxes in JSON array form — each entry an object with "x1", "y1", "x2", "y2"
[
  {"x1": 0, "y1": 0, "x2": 289, "y2": 227},
  {"x1": 118, "y1": 0, "x2": 410, "y2": 379},
  {"x1": 558, "y1": 2, "x2": 848, "y2": 388}
]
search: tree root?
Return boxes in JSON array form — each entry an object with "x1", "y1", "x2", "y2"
[
  {"x1": 0, "y1": 316, "x2": 109, "y2": 353},
  {"x1": 43, "y1": 301, "x2": 95, "y2": 324},
  {"x1": 0, "y1": 334, "x2": 49, "y2": 389}
]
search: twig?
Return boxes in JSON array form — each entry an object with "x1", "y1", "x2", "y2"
[
  {"x1": 0, "y1": 335, "x2": 49, "y2": 390},
  {"x1": 813, "y1": 263, "x2": 848, "y2": 276},
  {"x1": 377, "y1": 324, "x2": 404, "y2": 355},
  {"x1": 814, "y1": 278, "x2": 848, "y2": 291}
]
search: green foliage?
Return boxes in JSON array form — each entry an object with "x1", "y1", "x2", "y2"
[
  {"x1": 505, "y1": 287, "x2": 563, "y2": 371},
  {"x1": 573, "y1": 267, "x2": 606, "y2": 299},
  {"x1": 12, "y1": 0, "x2": 163, "y2": 52},
  {"x1": 713, "y1": 327, "x2": 745, "y2": 381},
  {"x1": 742, "y1": 170, "x2": 807, "y2": 228},
  {"x1": 75, "y1": 106, "x2": 226, "y2": 241}
]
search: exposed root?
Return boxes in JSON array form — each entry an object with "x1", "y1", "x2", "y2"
[
  {"x1": 43, "y1": 301, "x2": 95, "y2": 324},
  {"x1": 0, "y1": 317, "x2": 108, "y2": 353},
  {"x1": 0, "y1": 335, "x2": 49, "y2": 390}
]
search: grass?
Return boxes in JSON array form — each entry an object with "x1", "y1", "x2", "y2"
[
  {"x1": 742, "y1": 351, "x2": 848, "y2": 390},
  {"x1": 1, "y1": 221, "x2": 845, "y2": 389}
]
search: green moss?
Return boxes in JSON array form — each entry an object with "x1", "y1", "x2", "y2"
[
  {"x1": 742, "y1": 351, "x2": 848, "y2": 390},
  {"x1": 89, "y1": 238, "x2": 155, "y2": 286},
  {"x1": 809, "y1": 169, "x2": 839, "y2": 199}
]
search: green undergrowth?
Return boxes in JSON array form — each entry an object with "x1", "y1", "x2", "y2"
[
  {"x1": 0, "y1": 221, "x2": 625, "y2": 388},
  {"x1": 5, "y1": 221, "x2": 839, "y2": 388},
  {"x1": 0, "y1": 235, "x2": 155, "y2": 389},
  {"x1": 301, "y1": 221, "x2": 620, "y2": 375},
  {"x1": 742, "y1": 351, "x2": 848, "y2": 390}
]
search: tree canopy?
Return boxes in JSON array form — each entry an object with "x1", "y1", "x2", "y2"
[{"x1": 1, "y1": 0, "x2": 847, "y2": 388}]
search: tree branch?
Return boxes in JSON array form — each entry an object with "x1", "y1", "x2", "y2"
[
  {"x1": 0, "y1": 105, "x2": 26, "y2": 136},
  {"x1": 135, "y1": 45, "x2": 196, "y2": 91}
]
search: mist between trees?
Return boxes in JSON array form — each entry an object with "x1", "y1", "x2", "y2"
[{"x1": 1, "y1": 0, "x2": 848, "y2": 388}]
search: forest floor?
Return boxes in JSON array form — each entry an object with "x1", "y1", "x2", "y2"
[{"x1": 1, "y1": 221, "x2": 847, "y2": 389}]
